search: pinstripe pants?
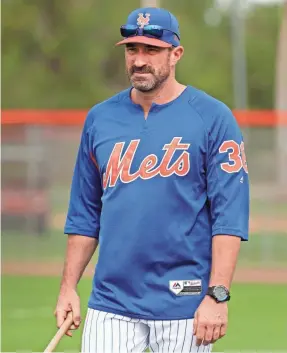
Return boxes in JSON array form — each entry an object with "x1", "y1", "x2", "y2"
[{"x1": 81, "y1": 308, "x2": 212, "y2": 353}]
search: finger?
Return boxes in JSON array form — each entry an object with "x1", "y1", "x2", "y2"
[
  {"x1": 71, "y1": 298, "x2": 81, "y2": 327},
  {"x1": 211, "y1": 324, "x2": 221, "y2": 343},
  {"x1": 219, "y1": 323, "x2": 227, "y2": 338},
  {"x1": 193, "y1": 312, "x2": 198, "y2": 335},
  {"x1": 66, "y1": 330, "x2": 73, "y2": 337},
  {"x1": 56, "y1": 310, "x2": 68, "y2": 328},
  {"x1": 196, "y1": 323, "x2": 206, "y2": 346},
  {"x1": 203, "y1": 324, "x2": 214, "y2": 345}
]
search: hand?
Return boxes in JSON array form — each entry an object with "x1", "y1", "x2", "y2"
[
  {"x1": 54, "y1": 287, "x2": 81, "y2": 337},
  {"x1": 193, "y1": 295, "x2": 228, "y2": 346}
]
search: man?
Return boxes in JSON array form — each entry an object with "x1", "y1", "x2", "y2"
[{"x1": 55, "y1": 7, "x2": 249, "y2": 353}]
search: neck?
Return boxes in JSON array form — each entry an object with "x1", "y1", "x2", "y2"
[{"x1": 131, "y1": 78, "x2": 186, "y2": 116}]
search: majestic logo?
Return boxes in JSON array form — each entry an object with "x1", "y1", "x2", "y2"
[
  {"x1": 137, "y1": 13, "x2": 151, "y2": 28},
  {"x1": 103, "y1": 137, "x2": 190, "y2": 189},
  {"x1": 173, "y1": 282, "x2": 181, "y2": 289},
  {"x1": 170, "y1": 280, "x2": 202, "y2": 296}
]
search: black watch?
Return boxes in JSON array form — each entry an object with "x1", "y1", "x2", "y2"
[{"x1": 207, "y1": 285, "x2": 230, "y2": 303}]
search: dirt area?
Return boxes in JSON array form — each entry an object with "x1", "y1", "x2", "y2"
[
  {"x1": 2, "y1": 261, "x2": 287, "y2": 283},
  {"x1": 249, "y1": 216, "x2": 287, "y2": 233}
]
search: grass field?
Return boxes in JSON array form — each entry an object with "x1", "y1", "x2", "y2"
[
  {"x1": 1, "y1": 276, "x2": 287, "y2": 352},
  {"x1": 2, "y1": 196, "x2": 287, "y2": 351}
]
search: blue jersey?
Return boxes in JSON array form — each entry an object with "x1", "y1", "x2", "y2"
[{"x1": 64, "y1": 85, "x2": 249, "y2": 320}]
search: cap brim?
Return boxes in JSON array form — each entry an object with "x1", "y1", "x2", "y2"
[{"x1": 116, "y1": 36, "x2": 172, "y2": 48}]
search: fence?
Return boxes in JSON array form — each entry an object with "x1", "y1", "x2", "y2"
[{"x1": 1, "y1": 110, "x2": 287, "y2": 277}]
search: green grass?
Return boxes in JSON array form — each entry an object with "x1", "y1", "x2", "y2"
[
  {"x1": 1, "y1": 276, "x2": 287, "y2": 352},
  {"x1": 238, "y1": 232, "x2": 287, "y2": 267},
  {"x1": 1, "y1": 276, "x2": 88, "y2": 352},
  {"x1": 1, "y1": 231, "x2": 100, "y2": 264},
  {"x1": 1, "y1": 230, "x2": 68, "y2": 261},
  {"x1": 250, "y1": 199, "x2": 287, "y2": 216}
]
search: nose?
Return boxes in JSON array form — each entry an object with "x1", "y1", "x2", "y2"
[{"x1": 133, "y1": 53, "x2": 148, "y2": 68}]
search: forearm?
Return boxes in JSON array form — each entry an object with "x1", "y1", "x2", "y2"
[
  {"x1": 60, "y1": 235, "x2": 98, "y2": 290},
  {"x1": 209, "y1": 235, "x2": 241, "y2": 290}
]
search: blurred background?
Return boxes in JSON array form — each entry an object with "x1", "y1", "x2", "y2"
[{"x1": 1, "y1": 0, "x2": 287, "y2": 351}]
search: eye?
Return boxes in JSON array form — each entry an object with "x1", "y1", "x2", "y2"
[
  {"x1": 126, "y1": 46, "x2": 137, "y2": 53},
  {"x1": 147, "y1": 47, "x2": 159, "y2": 54}
]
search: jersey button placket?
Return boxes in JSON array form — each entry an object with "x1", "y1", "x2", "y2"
[{"x1": 143, "y1": 105, "x2": 158, "y2": 131}]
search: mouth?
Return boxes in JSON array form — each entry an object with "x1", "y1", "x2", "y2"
[
  {"x1": 132, "y1": 72, "x2": 152, "y2": 79},
  {"x1": 133, "y1": 72, "x2": 151, "y2": 75}
]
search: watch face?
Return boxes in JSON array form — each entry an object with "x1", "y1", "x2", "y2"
[{"x1": 214, "y1": 286, "x2": 228, "y2": 301}]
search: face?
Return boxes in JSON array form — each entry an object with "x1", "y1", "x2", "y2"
[{"x1": 125, "y1": 43, "x2": 183, "y2": 92}]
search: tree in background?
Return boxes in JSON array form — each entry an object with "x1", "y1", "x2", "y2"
[
  {"x1": 1, "y1": 0, "x2": 283, "y2": 109},
  {"x1": 275, "y1": 1, "x2": 287, "y2": 196}
]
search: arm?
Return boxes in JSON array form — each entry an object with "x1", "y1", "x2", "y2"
[
  {"x1": 194, "y1": 235, "x2": 241, "y2": 347},
  {"x1": 55, "y1": 235, "x2": 98, "y2": 336},
  {"x1": 55, "y1": 110, "x2": 102, "y2": 335},
  {"x1": 60, "y1": 235, "x2": 98, "y2": 291},
  {"x1": 194, "y1": 106, "x2": 250, "y2": 346},
  {"x1": 209, "y1": 235, "x2": 241, "y2": 290}
]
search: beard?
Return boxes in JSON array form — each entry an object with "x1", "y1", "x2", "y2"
[{"x1": 126, "y1": 63, "x2": 171, "y2": 92}]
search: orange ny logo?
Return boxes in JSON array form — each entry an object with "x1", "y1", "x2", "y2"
[
  {"x1": 103, "y1": 137, "x2": 191, "y2": 189},
  {"x1": 137, "y1": 13, "x2": 151, "y2": 28}
]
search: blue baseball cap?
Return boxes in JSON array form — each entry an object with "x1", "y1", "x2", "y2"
[{"x1": 116, "y1": 7, "x2": 180, "y2": 48}]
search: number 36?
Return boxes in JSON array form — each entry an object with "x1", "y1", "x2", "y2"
[{"x1": 219, "y1": 140, "x2": 248, "y2": 174}]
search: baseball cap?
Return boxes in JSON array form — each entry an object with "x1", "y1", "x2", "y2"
[{"x1": 116, "y1": 7, "x2": 180, "y2": 48}]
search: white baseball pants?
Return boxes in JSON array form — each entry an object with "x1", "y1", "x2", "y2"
[{"x1": 81, "y1": 308, "x2": 212, "y2": 353}]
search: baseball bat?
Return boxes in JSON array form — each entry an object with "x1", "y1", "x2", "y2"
[{"x1": 43, "y1": 311, "x2": 74, "y2": 352}]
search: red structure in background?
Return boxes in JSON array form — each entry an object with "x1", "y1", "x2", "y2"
[{"x1": 1, "y1": 109, "x2": 287, "y2": 126}]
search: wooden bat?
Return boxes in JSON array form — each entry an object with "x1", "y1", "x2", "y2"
[{"x1": 43, "y1": 311, "x2": 74, "y2": 352}]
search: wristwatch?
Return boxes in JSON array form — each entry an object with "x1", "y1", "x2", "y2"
[{"x1": 207, "y1": 285, "x2": 230, "y2": 303}]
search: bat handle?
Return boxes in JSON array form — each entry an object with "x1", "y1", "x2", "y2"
[{"x1": 43, "y1": 311, "x2": 74, "y2": 353}]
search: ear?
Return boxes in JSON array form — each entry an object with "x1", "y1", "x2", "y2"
[{"x1": 170, "y1": 46, "x2": 184, "y2": 65}]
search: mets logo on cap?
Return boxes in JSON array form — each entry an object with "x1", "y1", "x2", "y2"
[{"x1": 137, "y1": 13, "x2": 150, "y2": 28}]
